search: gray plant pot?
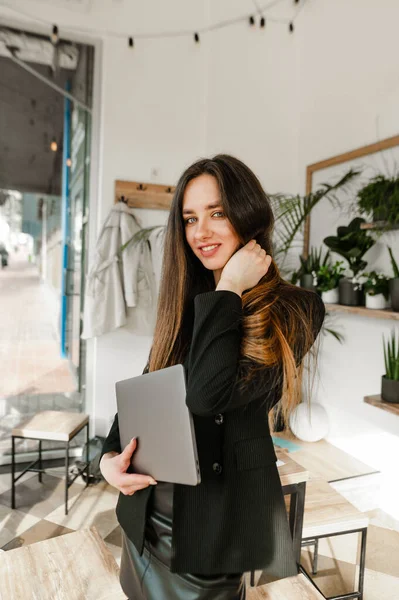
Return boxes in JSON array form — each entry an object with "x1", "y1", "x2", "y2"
[
  {"x1": 339, "y1": 277, "x2": 365, "y2": 306},
  {"x1": 389, "y1": 278, "x2": 399, "y2": 312},
  {"x1": 381, "y1": 375, "x2": 399, "y2": 403},
  {"x1": 300, "y1": 274, "x2": 315, "y2": 291}
]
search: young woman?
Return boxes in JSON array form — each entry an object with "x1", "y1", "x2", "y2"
[{"x1": 99, "y1": 154, "x2": 325, "y2": 599}]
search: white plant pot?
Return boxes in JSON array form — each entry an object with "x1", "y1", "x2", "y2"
[
  {"x1": 321, "y1": 288, "x2": 339, "y2": 303},
  {"x1": 289, "y1": 402, "x2": 329, "y2": 442},
  {"x1": 365, "y1": 293, "x2": 388, "y2": 310}
]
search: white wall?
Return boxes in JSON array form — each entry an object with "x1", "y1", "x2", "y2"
[{"x1": 205, "y1": 0, "x2": 301, "y2": 194}]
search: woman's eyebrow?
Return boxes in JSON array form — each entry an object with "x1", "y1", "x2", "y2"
[{"x1": 182, "y1": 203, "x2": 222, "y2": 215}]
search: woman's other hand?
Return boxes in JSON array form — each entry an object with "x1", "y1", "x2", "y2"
[
  {"x1": 99, "y1": 438, "x2": 157, "y2": 495},
  {"x1": 216, "y1": 239, "x2": 272, "y2": 295}
]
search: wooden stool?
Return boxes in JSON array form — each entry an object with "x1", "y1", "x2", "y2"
[
  {"x1": 301, "y1": 479, "x2": 368, "y2": 600},
  {"x1": 11, "y1": 410, "x2": 90, "y2": 515},
  {"x1": 247, "y1": 572, "x2": 326, "y2": 599},
  {"x1": 0, "y1": 526, "x2": 126, "y2": 600}
]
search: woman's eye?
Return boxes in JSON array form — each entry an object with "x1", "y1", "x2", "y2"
[{"x1": 184, "y1": 212, "x2": 224, "y2": 225}]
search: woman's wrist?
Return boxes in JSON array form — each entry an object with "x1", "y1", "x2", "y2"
[{"x1": 215, "y1": 278, "x2": 243, "y2": 297}]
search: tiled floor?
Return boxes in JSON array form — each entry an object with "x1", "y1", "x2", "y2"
[
  {"x1": 0, "y1": 253, "x2": 81, "y2": 460},
  {"x1": 0, "y1": 444, "x2": 398, "y2": 599}
]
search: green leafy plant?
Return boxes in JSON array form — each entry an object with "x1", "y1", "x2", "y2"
[
  {"x1": 290, "y1": 247, "x2": 330, "y2": 286},
  {"x1": 272, "y1": 168, "x2": 361, "y2": 269},
  {"x1": 357, "y1": 174, "x2": 399, "y2": 224},
  {"x1": 363, "y1": 270, "x2": 390, "y2": 300},
  {"x1": 387, "y1": 246, "x2": 399, "y2": 278},
  {"x1": 316, "y1": 261, "x2": 346, "y2": 292},
  {"x1": 323, "y1": 217, "x2": 375, "y2": 278},
  {"x1": 383, "y1": 330, "x2": 399, "y2": 381}
]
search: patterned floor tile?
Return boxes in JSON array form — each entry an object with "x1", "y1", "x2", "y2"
[
  {"x1": 1, "y1": 518, "x2": 74, "y2": 550},
  {"x1": 45, "y1": 481, "x2": 119, "y2": 539},
  {"x1": 0, "y1": 473, "x2": 85, "y2": 519},
  {"x1": 0, "y1": 503, "x2": 40, "y2": 548},
  {"x1": 301, "y1": 552, "x2": 399, "y2": 600},
  {"x1": 104, "y1": 524, "x2": 122, "y2": 548}
]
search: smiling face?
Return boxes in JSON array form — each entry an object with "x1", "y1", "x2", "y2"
[{"x1": 182, "y1": 174, "x2": 241, "y2": 284}]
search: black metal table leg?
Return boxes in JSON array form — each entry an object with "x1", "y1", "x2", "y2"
[
  {"x1": 358, "y1": 527, "x2": 367, "y2": 600},
  {"x1": 287, "y1": 481, "x2": 306, "y2": 565},
  {"x1": 85, "y1": 422, "x2": 90, "y2": 488},
  {"x1": 11, "y1": 435, "x2": 15, "y2": 509},
  {"x1": 65, "y1": 440, "x2": 69, "y2": 515},
  {"x1": 38, "y1": 440, "x2": 42, "y2": 483}
]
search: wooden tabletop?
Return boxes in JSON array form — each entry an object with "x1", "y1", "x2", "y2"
[
  {"x1": 247, "y1": 573, "x2": 325, "y2": 599},
  {"x1": 0, "y1": 527, "x2": 126, "y2": 600},
  {"x1": 273, "y1": 433, "x2": 375, "y2": 482},
  {"x1": 12, "y1": 411, "x2": 89, "y2": 442},
  {"x1": 277, "y1": 450, "x2": 310, "y2": 487}
]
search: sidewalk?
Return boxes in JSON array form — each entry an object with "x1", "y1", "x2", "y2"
[{"x1": 0, "y1": 250, "x2": 79, "y2": 458}]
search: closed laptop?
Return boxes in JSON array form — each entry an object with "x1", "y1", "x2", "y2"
[{"x1": 116, "y1": 364, "x2": 201, "y2": 486}]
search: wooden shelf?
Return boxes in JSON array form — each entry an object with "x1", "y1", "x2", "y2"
[
  {"x1": 324, "y1": 303, "x2": 399, "y2": 320},
  {"x1": 364, "y1": 394, "x2": 399, "y2": 416},
  {"x1": 360, "y1": 221, "x2": 399, "y2": 231}
]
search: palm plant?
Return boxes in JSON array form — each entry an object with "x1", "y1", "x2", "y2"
[{"x1": 271, "y1": 168, "x2": 360, "y2": 273}]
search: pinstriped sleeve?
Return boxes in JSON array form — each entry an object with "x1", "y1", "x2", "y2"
[{"x1": 185, "y1": 290, "x2": 280, "y2": 416}]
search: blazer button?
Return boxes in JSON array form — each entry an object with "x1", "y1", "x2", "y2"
[
  {"x1": 212, "y1": 462, "x2": 223, "y2": 475},
  {"x1": 215, "y1": 413, "x2": 224, "y2": 425}
]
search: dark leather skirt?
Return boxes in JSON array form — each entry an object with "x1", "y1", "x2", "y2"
[{"x1": 119, "y1": 482, "x2": 246, "y2": 600}]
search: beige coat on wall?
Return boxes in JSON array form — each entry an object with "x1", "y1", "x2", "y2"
[{"x1": 81, "y1": 202, "x2": 158, "y2": 339}]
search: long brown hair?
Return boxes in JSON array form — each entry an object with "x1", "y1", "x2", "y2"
[{"x1": 148, "y1": 154, "x2": 322, "y2": 428}]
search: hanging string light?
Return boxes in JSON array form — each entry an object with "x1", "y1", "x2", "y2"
[
  {"x1": 50, "y1": 25, "x2": 59, "y2": 45},
  {"x1": 4, "y1": 0, "x2": 304, "y2": 46},
  {"x1": 50, "y1": 137, "x2": 57, "y2": 152}
]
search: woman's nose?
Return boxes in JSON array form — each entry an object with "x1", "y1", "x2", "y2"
[{"x1": 194, "y1": 220, "x2": 212, "y2": 239}]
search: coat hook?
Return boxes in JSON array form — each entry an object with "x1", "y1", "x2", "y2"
[
  {"x1": 166, "y1": 187, "x2": 172, "y2": 193},
  {"x1": 137, "y1": 183, "x2": 147, "y2": 191}
]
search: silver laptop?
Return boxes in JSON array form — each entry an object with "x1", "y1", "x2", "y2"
[{"x1": 115, "y1": 364, "x2": 201, "y2": 486}]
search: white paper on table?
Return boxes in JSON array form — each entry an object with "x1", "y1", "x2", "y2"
[{"x1": 276, "y1": 459, "x2": 285, "y2": 467}]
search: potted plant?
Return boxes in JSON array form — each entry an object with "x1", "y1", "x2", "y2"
[
  {"x1": 387, "y1": 246, "x2": 399, "y2": 312},
  {"x1": 362, "y1": 270, "x2": 390, "y2": 309},
  {"x1": 290, "y1": 247, "x2": 330, "y2": 292},
  {"x1": 357, "y1": 174, "x2": 399, "y2": 224},
  {"x1": 382, "y1": 330, "x2": 399, "y2": 403},
  {"x1": 316, "y1": 260, "x2": 346, "y2": 303},
  {"x1": 323, "y1": 217, "x2": 375, "y2": 306}
]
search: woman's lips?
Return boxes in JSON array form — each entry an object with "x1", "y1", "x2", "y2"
[{"x1": 199, "y1": 244, "x2": 221, "y2": 258}]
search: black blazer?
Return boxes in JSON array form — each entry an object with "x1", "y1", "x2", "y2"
[{"x1": 100, "y1": 290, "x2": 325, "y2": 576}]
